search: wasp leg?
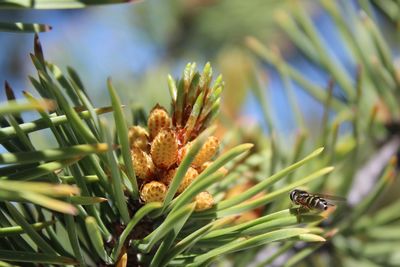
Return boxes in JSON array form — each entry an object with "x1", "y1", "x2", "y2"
[
  {"x1": 290, "y1": 205, "x2": 310, "y2": 222},
  {"x1": 289, "y1": 205, "x2": 299, "y2": 215}
]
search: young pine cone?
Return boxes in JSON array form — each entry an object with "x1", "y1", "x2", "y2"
[
  {"x1": 140, "y1": 181, "x2": 167, "y2": 203},
  {"x1": 131, "y1": 148, "x2": 155, "y2": 181},
  {"x1": 161, "y1": 167, "x2": 199, "y2": 193},
  {"x1": 150, "y1": 129, "x2": 178, "y2": 169},
  {"x1": 181, "y1": 136, "x2": 220, "y2": 168},
  {"x1": 194, "y1": 191, "x2": 214, "y2": 211},
  {"x1": 128, "y1": 126, "x2": 149, "y2": 151},
  {"x1": 148, "y1": 105, "x2": 171, "y2": 140}
]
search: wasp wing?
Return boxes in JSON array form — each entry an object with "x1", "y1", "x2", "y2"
[{"x1": 311, "y1": 193, "x2": 346, "y2": 202}]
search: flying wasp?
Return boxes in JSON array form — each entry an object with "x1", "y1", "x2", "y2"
[{"x1": 289, "y1": 189, "x2": 345, "y2": 211}]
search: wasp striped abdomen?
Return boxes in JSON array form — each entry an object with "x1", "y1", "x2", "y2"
[{"x1": 290, "y1": 189, "x2": 331, "y2": 211}]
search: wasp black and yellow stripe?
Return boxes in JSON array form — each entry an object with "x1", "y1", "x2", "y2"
[{"x1": 290, "y1": 189, "x2": 329, "y2": 211}]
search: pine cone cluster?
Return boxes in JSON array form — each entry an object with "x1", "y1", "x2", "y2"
[{"x1": 130, "y1": 63, "x2": 225, "y2": 211}]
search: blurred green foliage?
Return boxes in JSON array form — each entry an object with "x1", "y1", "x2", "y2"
[{"x1": 133, "y1": 0, "x2": 296, "y2": 57}]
